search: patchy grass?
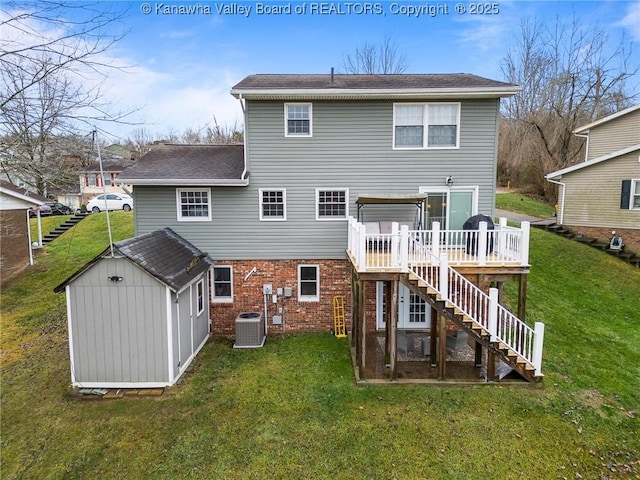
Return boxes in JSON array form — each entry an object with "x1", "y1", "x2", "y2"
[
  {"x1": 1, "y1": 211, "x2": 639, "y2": 479},
  {"x1": 496, "y1": 193, "x2": 556, "y2": 218}
]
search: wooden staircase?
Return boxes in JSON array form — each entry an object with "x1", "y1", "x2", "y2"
[
  {"x1": 406, "y1": 274, "x2": 540, "y2": 382},
  {"x1": 42, "y1": 213, "x2": 89, "y2": 244}
]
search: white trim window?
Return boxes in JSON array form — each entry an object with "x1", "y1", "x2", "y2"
[
  {"x1": 632, "y1": 179, "x2": 640, "y2": 209},
  {"x1": 196, "y1": 279, "x2": 205, "y2": 315},
  {"x1": 393, "y1": 103, "x2": 460, "y2": 149},
  {"x1": 316, "y1": 188, "x2": 348, "y2": 220},
  {"x1": 212, "y1": 266, "x2": 233, "y2": 303},
  {"x1": 285, "y1": 103, "x2": 312, "y2": 137},
  {"x1": 176, "y1": 188, "x2": 211, "y2": 221},
  {"x1": 298, "y1": 264, "x2": 319, "y2": 302},
  {"x1": 259, "y1": 188, "x2": 286, "y2": 221}
]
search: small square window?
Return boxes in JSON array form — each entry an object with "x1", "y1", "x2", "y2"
[
  {"x1": 196, "y1": 279, "x2": 205, "y2": 315},
  {"x1": 285, "y1": 103, "x2": 312, "y2": 137},
  {"x1": 298, "y1": 265, "x2": 319, "y2": 302},
  {"x1": 316, "y1": 189, "x2": 348, "y2": 220},
  {"x1": 212, "y1": 266, "x2": 233, "y2": 302},
  {"x1": 260, "y1": 189, "x2": 286, "y2": 221},
  {"x1": 176, "y1": 188, "x2": 211, "y2": 222}
]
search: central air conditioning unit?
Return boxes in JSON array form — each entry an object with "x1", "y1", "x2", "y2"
[{"x1": 233, "y1": 312, "x2": 266, "y2": 348}]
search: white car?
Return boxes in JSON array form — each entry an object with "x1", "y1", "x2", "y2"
[{"x1": 86, "y1": 193, "x2": 133, "y2": 213}]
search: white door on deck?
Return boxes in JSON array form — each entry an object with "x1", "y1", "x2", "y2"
[{"x1": 376, "y1": 282, "x2": 430, "y2": 331}]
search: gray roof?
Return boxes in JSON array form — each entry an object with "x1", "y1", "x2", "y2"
[
  {"x1": 54, "y1": 227, "x2": 213, "y2": 293},
  {"x1": 118, "y1": 144, "x2": 246, "y2": 186},
  {"x1": 0, "y1": 179, "x2": 46, "y2": 204},
  {"x1": 231, "y1": 73, "x2": 520, "y2": 100}
]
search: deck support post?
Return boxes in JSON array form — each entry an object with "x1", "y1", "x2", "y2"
[
  {"x1": 350, "y1": 269, "x2": 358, "y2": 348},
  {"x1": 518, "y1": 274, "x2": 528, "y2": 322},
  {"x1": 430, "y1": 306, "x2": 437, "y2": 367},
  {"x1": 438, "y1": 306, "x2": 447, "y2": 380},
  {"x1": 487, "y1": 350, "x2": 496, "y2": 381},
  {"x1": 359, "y1": 278, "x2": 366, "y2": 375},
  {"x1": 384, "y1": 281, "x2": 391, "y2": 365},
  {"x1": 389, "y1": 279, "x2": 399, "y2": 381}
]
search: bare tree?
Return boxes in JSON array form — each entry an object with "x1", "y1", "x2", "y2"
[
  {"x1": 343, "y1": 35, "x2": 409, "y2": 74},
  {"x1": 0, "y1": 1, "x2": 127, "y2": 109},
  {"x1": 499, "y1": 16, "x2": 638, "y2": 200},
  {"x1": 0, "y1": 2, "x2": 134, "y2": 195}
]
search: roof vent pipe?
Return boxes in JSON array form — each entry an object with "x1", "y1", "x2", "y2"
[{"x1": 330, "y1": 67, "x2": 334, "y2": 84}]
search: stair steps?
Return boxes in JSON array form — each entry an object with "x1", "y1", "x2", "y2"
[
  {"x1": 42, "y1": 214, "x2": 89, "y2": 244},
  {"x1": 538, "y1": 222, "x2": 639, "y2": 268}
]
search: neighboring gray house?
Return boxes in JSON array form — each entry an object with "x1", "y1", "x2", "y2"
[
  {"x1": 54, "y1": 228, "x2": 212, "y2": 389},
  {"x1": 118, "y1": 74, "x2": 545, "y2": 383}
]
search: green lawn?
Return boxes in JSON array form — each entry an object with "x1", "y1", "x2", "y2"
[
  {"x1": 496, "y1": 193, "x2": 556, "y2": 218},
  {"x1": 1, "y1": 210, "x2": 639, "y2": 479}
]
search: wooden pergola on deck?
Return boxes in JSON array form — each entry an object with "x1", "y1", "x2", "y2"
[{"x1": 346, "y1": 217, "x2": 544, "y2": 384}]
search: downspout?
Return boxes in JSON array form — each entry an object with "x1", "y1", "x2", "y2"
[
  {"x1": 238, "y1": 94, "x2": 249, "y2": 182},
  {"x1": 574, "y1": 132, "x2": 589, "y2": 161},
  {"x1": 546, "y1": 177, "x2": 566, "y2": 225}
]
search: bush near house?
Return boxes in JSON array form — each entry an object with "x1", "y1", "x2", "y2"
[{"x1": 1, "y1": 208, "x2": 638, "y2": 479}]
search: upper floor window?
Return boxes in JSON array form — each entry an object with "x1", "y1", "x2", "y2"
[
  {"x1": 87, "y1": 175, "x2": 96, "y2": 186},
  {"x1": 634, "y1": 180, "x2": 640, "y2": 209},
  {"x1": 316, "y1": 188, "x2": 348, "y2": 220},
  {"x1": 176, "y1": 188, "x2": 211, "y2": 221},
  {"x1": 285, "y1": 103, "x2": 312, "y2": 137},
  {"x1": 393, "y1": 103, "x2": 460, "y2": 149},
  {"x1": 259, "y1": 189, "x2": 286, "y2": 221}
]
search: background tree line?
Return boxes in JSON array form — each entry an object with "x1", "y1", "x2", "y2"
[{"x1": 1, "y1": 3, "x2": 637, "y2": 202}]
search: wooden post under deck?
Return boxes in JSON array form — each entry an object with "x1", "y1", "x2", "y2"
[
  {"x1": 430, "y1": 306, "x2": 437, "y2": 367},
  {"x1": 359, "y1": 277, "x2": 366, "y2": 375},
  {"x1": 351, "y1": 269, "x2": 358, "y2": 349},
  {"x1": 518, "y1": 274, "x2": 528, "y2": 322},
  {"x1": 438, "y1": 305, "x2": 447, "y2": 380},
  {"x1": 389, "y1": 279, "x2": 399, "y2": 380},
  {"x1": 384, "y1": 281, "x2": 391, "y2": 365}
]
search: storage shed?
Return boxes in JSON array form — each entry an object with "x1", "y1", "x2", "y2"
[{"x1": 54, "y1": 227, "x2": 213, "y2": 389}]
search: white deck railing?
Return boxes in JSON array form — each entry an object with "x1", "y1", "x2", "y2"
[
  {"x1": 347, "y1": 217, "x2": 530, "y2": 271},
  {"x1": 346, "y1": 217, "x2": 543, "y2": 376}
]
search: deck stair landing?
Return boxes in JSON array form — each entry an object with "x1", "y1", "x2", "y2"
[{"x1": 43, "y1": 213, "x2": 89, "y2": 244}]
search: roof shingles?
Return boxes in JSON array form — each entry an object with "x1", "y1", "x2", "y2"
[{"x1": 118, "y1": 144, "x2": 245, "y2": 184}]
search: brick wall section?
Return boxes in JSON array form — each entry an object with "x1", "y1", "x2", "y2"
[
  {"x1": 210, "y1": 259, "x2": 351, "y2": 336},
  {"x1": 565, "y1": 226, "x2": 640, "y2": 254},
  {"x1": 0, "y1": 210, "x2": 30, "y2": 287}
]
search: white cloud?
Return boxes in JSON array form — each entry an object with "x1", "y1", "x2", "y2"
[{"x1": 618, "y1": 0, "x2": 640, "y2": 41}]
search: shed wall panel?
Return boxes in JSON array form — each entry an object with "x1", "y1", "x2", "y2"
[
  {"x1": 134, "y1": 99, "x2": 500, "y2": 259},
  {"x1": 68, "y1": 257, "x2": 169, "y2": 384}
]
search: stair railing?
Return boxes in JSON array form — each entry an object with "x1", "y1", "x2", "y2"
[{"x1": 405, "y1": 226, "x2": 544, "y2": 376}]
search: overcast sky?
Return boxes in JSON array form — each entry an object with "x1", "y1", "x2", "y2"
[{"x1": 5, "y1": 1, "x2": 640, "y2": 142}]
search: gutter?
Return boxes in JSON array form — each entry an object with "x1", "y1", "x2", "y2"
[
  {"x1": 238, "y1": 93, "x2": 249, "y2": 182},
  {"x1": 230, "y1": 86, "x2": 522, "y2": 100},
  {"x1": 117, "y1": 179, "x2": 249, "y2": 186}
]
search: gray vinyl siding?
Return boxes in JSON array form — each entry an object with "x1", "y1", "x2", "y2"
[
  {"x1": 134, "y1": 99, "x2": 500, "y2": 259},
  {"x1": 562, "y1": 152, "x2": 640, "y2": 229},
  {"x1": 586, "y1": 109, "x2": 640, "y2": 160},
  {"x1": 68, "y1": 257, "x2": 169, "y2": 384}
]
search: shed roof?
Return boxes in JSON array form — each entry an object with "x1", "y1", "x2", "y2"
[
  {"x1": 118, "y1": 144, "x2": 246, "y2": 186},
  {"x1": 231, "y1": 73, "x2": 520, "y2": 100},
  {"x1": 54, "y1": 228, "x2": 213, "y2": 293}
]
